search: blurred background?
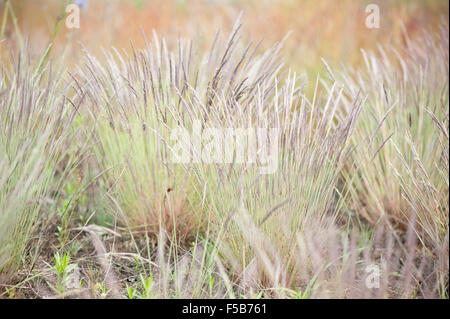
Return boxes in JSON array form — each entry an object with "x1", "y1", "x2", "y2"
[{"x1": 1, "y1": 0, "x2": 449, "y2": 74}]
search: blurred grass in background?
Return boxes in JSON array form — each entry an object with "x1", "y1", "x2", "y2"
[{"x1": 1, "y1": 0, "x2": 448, "y2": 75}]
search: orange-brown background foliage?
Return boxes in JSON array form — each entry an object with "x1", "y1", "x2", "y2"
[{"x1": 1, "y1": 0, "x2": 448, "y2": 74}]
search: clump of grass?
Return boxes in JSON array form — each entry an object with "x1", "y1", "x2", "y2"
[
  {"x1": 337, "y1": 24, "x2": 449, "y2": 249},
  {"x1": 71, "y1": 43, "x2": 201, "y2": 243},
  {"x1": 0, "y1": 46, "x2": 77, "y2": 281}
]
